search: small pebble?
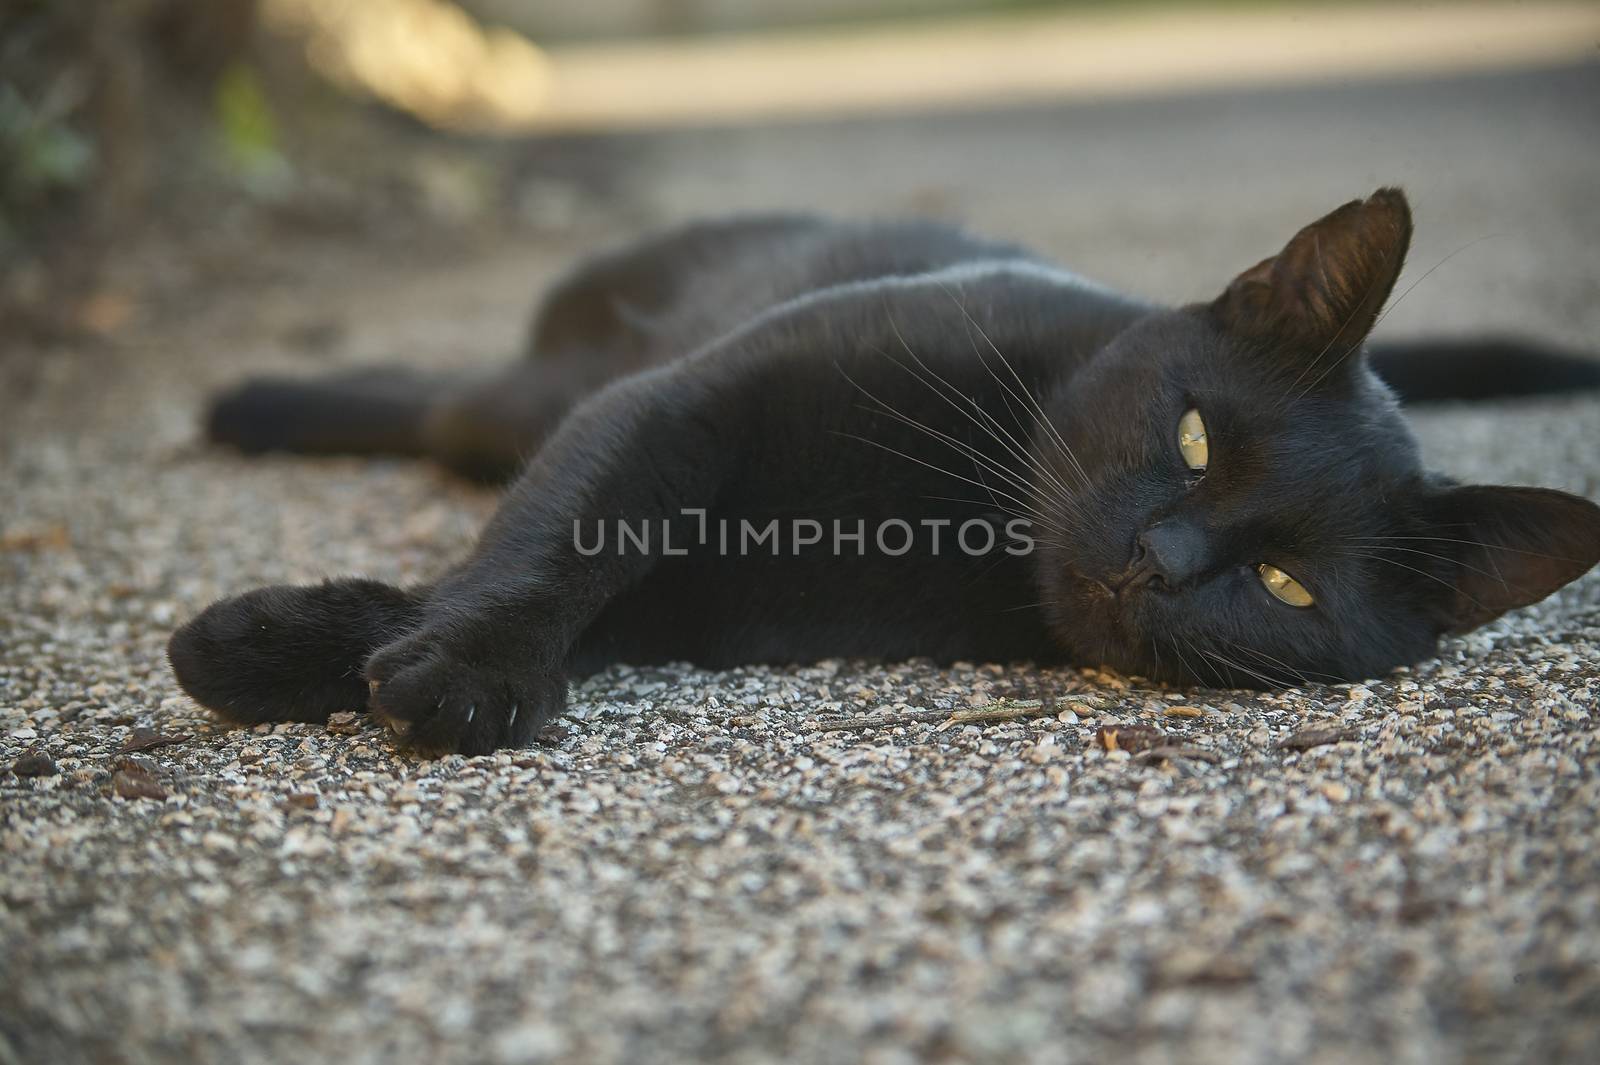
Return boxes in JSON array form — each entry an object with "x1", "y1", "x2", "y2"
[{"x1": 10, "y1": 751, "x2": 58, "y2": 778}]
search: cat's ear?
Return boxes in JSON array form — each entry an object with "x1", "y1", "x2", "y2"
[
  {"x1": 1422, "y1": 484, "x2": 1600, "y2": 633},
  {"x1": 1212, "y1": 187, "x2": 1412, "y2": 364}
]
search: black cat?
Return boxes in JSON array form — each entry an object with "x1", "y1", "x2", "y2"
[{"x1": 168, "y1": 188, "x2": 1600, "y2": 754}]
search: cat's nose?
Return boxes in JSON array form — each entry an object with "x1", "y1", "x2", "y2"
[{"x1": 1128, "y1": 520, "x2": 1207, "y2": 589}]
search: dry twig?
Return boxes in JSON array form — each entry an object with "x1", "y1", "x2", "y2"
[
  {"x1": 811, "y1": 696, "x2": 1116, "y2": 733},
  {"x1": 1133, "y1": 745, "x2": 1223, "y2": 766}
]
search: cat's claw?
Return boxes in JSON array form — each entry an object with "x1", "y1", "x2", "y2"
[{"x1": 364, "y1": 629, "x2": 566, "y2": 755}]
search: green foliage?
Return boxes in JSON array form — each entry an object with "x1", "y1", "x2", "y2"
[
  {"x1": 214, "y1": 62, "x2": 290, "y2": 193},
  {"x1": 0, "y1": 82, "x2": 95, "y2": 245}
]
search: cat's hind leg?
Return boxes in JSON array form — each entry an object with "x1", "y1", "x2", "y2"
[
  {"x1": 167, "y1": 578, "x2": 421, "y2": 725},
  {"x1": 417, "y1": 360, "x2": 614, "y2": 482},
  {"x1": 208, "y1": 366, "x2": 453, "y2": 463},
  {"x1": 208, "y1": 362, "x2": 605, "y2": 483}
]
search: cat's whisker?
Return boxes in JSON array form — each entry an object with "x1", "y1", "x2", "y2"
[
  {"x1": 918, "y1": 490, "x2": 1071, "y2": 542},
  {"x1": 1169, "y1": 635, "x2": 1210, "y2": 687},
  {"x1": 922, "y1": 492, "x2": 1062, "y2": 532},
  {"x1": 1284, "y1": 226, "x2": 1407, "y2": 403},
  {"x1": 1336, "y1": 541, "x2": 1508, "y2": 585},
  {"x1": 1218, "y1": 637, "x2": 1334, "y2": 686},
  {"x1": 1176, "y1": 637, "x2": 1223, "y2": 686},
  {"x1": 870, "y1": 320, "x2": 1090, "y2": 525},
  {"x1": 835, "y1": 363, "x2": 1068, "y2": 522},
  {"x1": 1191, "y1": 638, "x2": 1285, "y2": 689},
  {"x1": 855, "y1": 395, "x2": 1058, "y2": 520},
  {"x1": 962, "y1": 449, "x2": 1041, "y2": 528},
  {"x1": 1343, "y1": 551, "x2": 1493, "y2": 613},
  {"x1": 962, "y1": 402, "x2": 1090, "y2": 528},
  {"x1": 1368, "y1": 234, "x2": 1498, "y2": 335},
  {"x1": 987, "y1": 383, "x2": 1083, "y2": 505},
  {"x1": 1252, "y1": 649, "x2": 1334, "y2": 686},
  {"x1": 855, "y1": 333, "x2": 1089, "y2": 527},
  {"x1": 1338, "y1": 536, "x2": 1511, "y2": 581},
  {"x1": 1295, "y1": 235, "x2": 1498, "y2": 401},
  {"x1": 939, "y1": 286, "x2": 1097, "y2": 493},
  {"x1": 927, "y1": 281, "x2": 1090, "y2": 481},
  {"x1": 883, "y1": 315, "x2": 1083, "y2": 506},
  {"x1": 945, "y1": 309, "x2": 1089, "y2": 500},
  {"x1": 1345, "y1": 534, "x2": 1586, "y2": 564},
  {"x1": 1185, "y1": 637, "x2": 1241, "y2": 689},
  {"x1": 830, "y1": 430, "x2": 1065, "y2": 536}
]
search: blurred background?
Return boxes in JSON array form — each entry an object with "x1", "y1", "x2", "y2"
[{"x1": 2, "y1": 0, "x2": 1597, "y2": 350}]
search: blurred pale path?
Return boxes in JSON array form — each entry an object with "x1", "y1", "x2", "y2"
[
  {"x1": 538, "y1": 0, "x2": 1600, "y2": 128},
  {"x1": 266, "y1": 0, "x2": 1600, "y2": 132}
]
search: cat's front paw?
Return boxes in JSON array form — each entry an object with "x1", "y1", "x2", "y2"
[
  {"x1": 168, "y1": 579, "x2": 418, "y2": 726},
  {"x1": 364, "y1": 628, "x2": 567, "y2": 755}
]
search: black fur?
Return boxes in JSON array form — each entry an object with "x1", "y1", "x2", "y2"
[
  {"x1": 170, "y1": 189, "x2": 1600, "y2": 754},
  {"x1": 168, "y1": 579, "x2": 420, "y2": 724},
  {"x1": 1367, "y1": 337, "x2": 1600, "y2": 403}
]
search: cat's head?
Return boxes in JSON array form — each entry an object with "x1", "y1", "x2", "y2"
[{"x1": 1035, "y1": 187, "x2": 1600, "y2": 686}]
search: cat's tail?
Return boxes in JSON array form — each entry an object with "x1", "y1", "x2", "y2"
[
  {"x1": 1367, "y1": 336, "x2": 1600, "y2": 404},
  {"x1": 167, "y1": 578, "x2": 422, "y2": 725}
]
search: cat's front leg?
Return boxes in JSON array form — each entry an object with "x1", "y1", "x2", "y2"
[{"x1": 363, "y1": 368, "x2": 737, "y2": 754}]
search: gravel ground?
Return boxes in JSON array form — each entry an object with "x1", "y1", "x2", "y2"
[{"x1": 4, "y1": 65, "x2": 1600, "y2": 1064}]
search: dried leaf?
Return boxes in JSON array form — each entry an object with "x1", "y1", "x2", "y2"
[
  {"x1": 0, "y1": 524, "x2": 70, "y2": 552},
  {"x1": 1275, "y1": 725, "x2": 1356, "y2": 752},
  {"x1": 112, "y1": 767, "x2": 168, "y2": 801},
  {"x1": 119, "y1": 727, "x2": 191, "y2": 754},
  {"x1": 325, "y1": 712, "x2": 363, "y2": 735}
]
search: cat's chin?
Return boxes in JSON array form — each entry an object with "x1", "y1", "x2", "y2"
[
  {"x1": 1040, "y1": 575, "x2": 1233, "y2": 688},
  {"x1": 1040, "y1": 575, "x2": 1156, "y2": 675}
]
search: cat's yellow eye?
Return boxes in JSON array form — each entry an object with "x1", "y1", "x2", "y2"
[
  {"x1": 1177, "y1": 408, "x2": 1209, "y2": 471},
  {"x1": 1258, "y1": 564, "x2": 1314, "y2": 608}
]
